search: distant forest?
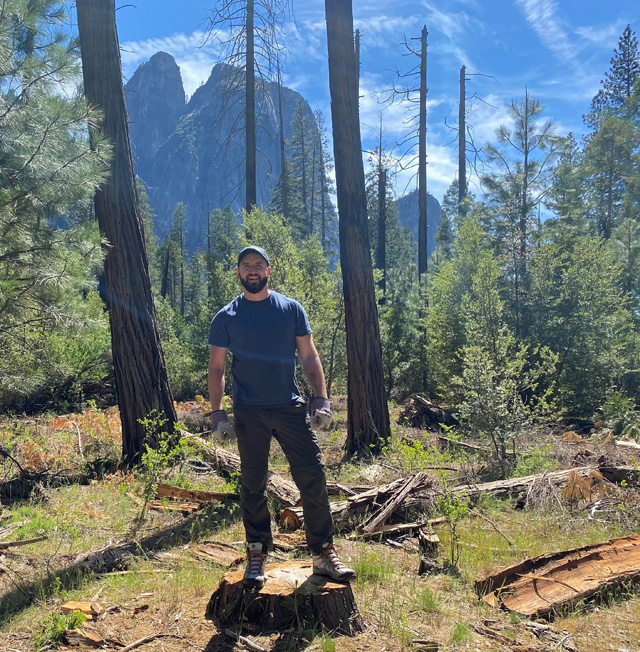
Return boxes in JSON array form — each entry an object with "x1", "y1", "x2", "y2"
[{"x1": 2, "y1": 2, "x2": 640, "y2": 459}]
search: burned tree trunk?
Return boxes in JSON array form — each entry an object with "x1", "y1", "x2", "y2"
[{"x1": 76, "y1": 0, "x2": 176, "y2": 466}]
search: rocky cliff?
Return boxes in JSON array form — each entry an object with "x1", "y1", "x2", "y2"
[
  {"x1": 125, "y1": 53, "x2": 316, "y2": 247},
  {"x1": 395, "y1": 190, "x2": 442, "y2": 263}
]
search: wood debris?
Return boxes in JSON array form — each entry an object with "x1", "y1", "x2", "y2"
[
  {"x1": 476, "y1": 535, "x2": 640, "y2": 618},
  {"x1": 64, "y1": 627, "x2": 105, "y2": 647},
  {"x1": 156, "y1": 483, "x2": 238, "y2": 502},
  {"x1": 192, "y1": 543, "x2": 244, "y2": 567},
  {"x1": 61, "y1": 601, "x2": 103, "y2": 620}
]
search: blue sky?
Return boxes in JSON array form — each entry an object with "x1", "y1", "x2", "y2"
[{"x1": 113, "y1": 0, "x2": 640, "y2": 205}]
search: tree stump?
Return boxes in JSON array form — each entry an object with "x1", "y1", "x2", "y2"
[{"x1": 205, "y1": 560, "x2": 364, "y2": 635}]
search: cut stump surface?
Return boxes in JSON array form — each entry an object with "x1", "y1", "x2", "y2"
[{"x1": 206, "y1": 560, "x2": 364, "y2": 635}]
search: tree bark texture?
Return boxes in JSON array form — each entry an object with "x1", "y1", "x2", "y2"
[
  {"x1": 76, "y1": 0, "x2": 176, "y2": 466},
  {"x1": 325, "y1": 0, "x2": 391, "y2": 457}
]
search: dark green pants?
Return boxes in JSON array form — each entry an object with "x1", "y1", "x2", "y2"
[{"x1": 234, "y1": 401, "x2": 334, "y2": 555}]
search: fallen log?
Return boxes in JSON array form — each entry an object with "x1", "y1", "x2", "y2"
[
  {"x1": 599, "y1": 464, "x2": 640, "y2": 486},
  {"x1": 184, "y1": 434, "x2": 300, "y2": 507},
  {"x1": 453, "y1": 466, "x2": 596, "y2": 501},
  {"x1": 156, "y1": 484, "x2": 238, "y2": 503},
  {"x1": 206, "y1": 560, "x2": 364, "y2": 635},
  {"x1": 476, "y1": 535, "x2": 640, "y2": 618}
]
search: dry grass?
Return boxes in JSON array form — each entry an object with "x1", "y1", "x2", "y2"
[{"x1": 0, "y1": 402, "x2": 639, "y2": 651}]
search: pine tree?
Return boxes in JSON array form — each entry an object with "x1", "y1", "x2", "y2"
[{"x1": 0, "y1": 0, "x2": 109, "y2": 403}]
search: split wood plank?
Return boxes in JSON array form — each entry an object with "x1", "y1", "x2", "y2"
[
  {"x1": 476, "y1": 535, "x2": 640, "y2": 618},
  {"x1": 184, "y1": 434, "x2": 301, "y2": 507},
  {"x1": 64, "y1": 628, "x2": 104, "y2": 647},
  {"x1": 61, "y1": 601, "x2": 103, "y2": 620}
]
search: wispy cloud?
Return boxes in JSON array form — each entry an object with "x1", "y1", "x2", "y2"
[
  {"x1": 515, "y1": 0, "x2": 575, "y2": 60},
  {"x1": 575, "y1": 22, "x2": 625, "y2": 49}
]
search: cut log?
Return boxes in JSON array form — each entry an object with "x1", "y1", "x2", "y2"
[
  {"x1": 476, "y1": 535, "x2": 640, "y2": 618},
  {"x1": 206, "y1": 560, "x2": 364, "y2": 635},
  {"x1": 61, "y1": 601, "x2": 103, "y2": 620},
  {"x1": 185, "y1": 434, "x2": 301, "y2": 507},
  {"x1": 453, "y1": 466, "x2": 596, "y2": 501}
]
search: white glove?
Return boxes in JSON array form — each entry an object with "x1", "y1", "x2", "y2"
[
  {"x1": 310, "y1": 397, "x2": 332, "y2": 430},
  {"x1": 211, "y1": 410, "x2": 237, "y2": 442}
]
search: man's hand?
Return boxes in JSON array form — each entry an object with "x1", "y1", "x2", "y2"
[
  {"x1": 211, "y1": 409, "x2": 237, "y2": 442},
  {"x1": 310, "y1": 397, "x2": 332, "y2": 430}
]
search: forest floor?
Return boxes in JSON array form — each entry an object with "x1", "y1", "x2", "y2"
[{"x1": 0, "y1": 398, "x2": 639, "y2": 652}]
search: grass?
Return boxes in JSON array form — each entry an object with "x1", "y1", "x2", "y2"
[{"x1": 0, "y1": 403, "x2": 639, "y2": 652}]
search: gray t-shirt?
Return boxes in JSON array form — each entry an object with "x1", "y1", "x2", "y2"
[{"x1": 208, "y1": 291, "x2": 312, "y2": 408}]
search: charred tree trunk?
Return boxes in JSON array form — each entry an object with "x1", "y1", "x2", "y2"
[
  {"x1": 418, "y1": 25, "x2": 428, "y2": 277},
  {"x1": 458, "y1": 65, "x2": 467, "y2": 216},
  {"x1": 76, "y1": 0, "x2": 176, "y2": 466},
  {"x1": 245, "y1": 0, "x2": 257, "y2": 211},
  {"x1": 325, "y1": 0, "x2": 391, "y2": 456}
]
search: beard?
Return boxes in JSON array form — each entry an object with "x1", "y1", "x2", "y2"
[{"x1": 240, "y1": 275, "x2": 269, "y2": 294}]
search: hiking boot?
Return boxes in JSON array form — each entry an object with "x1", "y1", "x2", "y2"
[
  {"x1": 312, "y1": 543, "x2": 357, "y2": 582},
  {"x1": 244, "y1": 542, "x2": 267, "y2": 588}
]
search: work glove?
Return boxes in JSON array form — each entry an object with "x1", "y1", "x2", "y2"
[
  {"x1": 310, "y1": 397, "x2": 332, "y2": 430},
  {"x1": 211, "y1": 409, "x2": 236, "y2": 442}
]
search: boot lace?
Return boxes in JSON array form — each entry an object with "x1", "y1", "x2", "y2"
[
  {"x1": 247, "y1": 549, "x2": 267, "y2": 576},
  {"x1": 322, "y1": 544, "x2": 346, "y2": 570}
]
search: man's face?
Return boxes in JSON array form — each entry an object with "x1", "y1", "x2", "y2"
[{"x1": 236, "y1": 252, "x2": 271, "y2": 294}]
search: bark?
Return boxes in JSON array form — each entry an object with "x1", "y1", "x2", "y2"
[
  {"x1": 325, "y1": 0, "x2": 391, "y2": 456},
  {"x1": 206, "y1": 561, "x2": 364, "y2": 635},
  {"x1": 477, "y1": 535, "x2": 640, "y2": 618},
  {"x1": 76, "y1": 0, "x2": 176, "y2": 466}
]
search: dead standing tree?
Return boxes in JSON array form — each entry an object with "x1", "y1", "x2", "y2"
[
  {"x1": 325, "y1": 0, "x2": 391, "y2": 456},
  {"x1": 76, "y1": 0, "x2": 177, "y2": 465},
  {"x1": 206, "y1": 0, "x2": 291, "y2": 213}
]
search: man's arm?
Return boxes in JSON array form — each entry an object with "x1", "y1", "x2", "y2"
[
  {"x1": 208, "y1": 345, "x2": 228, "y2": 410},
  {"x1": 296, "y1": 334, "x2": 327, "y2": 398}
]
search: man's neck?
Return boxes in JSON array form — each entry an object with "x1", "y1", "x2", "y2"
[{"x1": 243, "y1": 287, "x2": 271, "y2": 302}]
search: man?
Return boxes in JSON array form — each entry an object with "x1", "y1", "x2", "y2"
[{"x1": 208, "y1": 245, "x2": 356, "y2": 589}]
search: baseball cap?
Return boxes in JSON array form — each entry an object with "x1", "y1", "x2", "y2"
[{"x1": 237, "y1": 246, "x2": 270, "y2": 267}]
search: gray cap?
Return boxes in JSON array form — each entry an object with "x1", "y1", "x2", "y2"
[{"x1": 237, "y1": 246, "x2": 270, "y2": 267}]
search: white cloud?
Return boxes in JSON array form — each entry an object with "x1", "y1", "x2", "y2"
[
  {"x1": 575, "y1": 23, "x2": 625, "y2": 49},
  {"x1": 515, "y1": 0, "x2": 575, "y2": 60}
]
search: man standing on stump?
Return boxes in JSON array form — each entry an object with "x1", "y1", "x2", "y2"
[{"x1": 208, "y1": 246, "x2": 356, "y2": 589}]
